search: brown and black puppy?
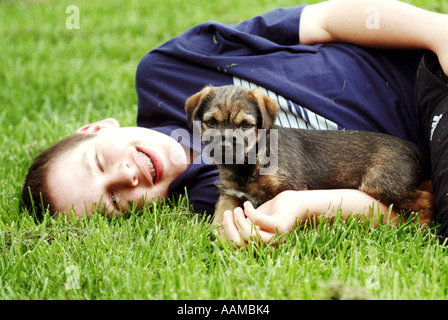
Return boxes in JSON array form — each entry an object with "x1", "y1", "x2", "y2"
[{"x1": 185, "y1": 85, "x2": 434, "y2": 225}]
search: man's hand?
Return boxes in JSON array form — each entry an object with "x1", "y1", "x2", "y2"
[{"x1": 221, "y1": 191, "x2": 305, "y2": 247}]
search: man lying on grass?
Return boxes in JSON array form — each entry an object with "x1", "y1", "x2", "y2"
[{"x1": 22, "y1": 0, "x2": 448, "y2": 247}]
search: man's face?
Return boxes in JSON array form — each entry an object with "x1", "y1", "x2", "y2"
[{"x1": 47, "y1": 119, "x2": 190, "y2": 218}]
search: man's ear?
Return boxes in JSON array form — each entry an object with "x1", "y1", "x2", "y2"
[{"x1": 76, "y1": 118, "x2": 120, "y2": 135}]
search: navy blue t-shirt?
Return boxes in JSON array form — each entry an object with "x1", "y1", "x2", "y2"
[{"x1": 136, "y1": 4, "x2": 425, "y2": 215}]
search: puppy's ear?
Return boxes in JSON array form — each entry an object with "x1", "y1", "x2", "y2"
[
  {"x1": 248, "y1": 88, "x2": 280, "y2": 129},
  {"x1": 185, "y1": 86, "x2": 214, "y2": 129}
]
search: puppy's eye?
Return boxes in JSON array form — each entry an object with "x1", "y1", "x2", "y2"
[
  {"x1": 204, "y1": 118, "x2": 217, "y2": 128},
  {"x1": 240, "y1": 121, "x2": 254, "y2": 130}
]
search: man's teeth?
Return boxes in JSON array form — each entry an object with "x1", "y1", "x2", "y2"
[{"x1": 138, "y1": 150, "x2": 156, "y2": 182}]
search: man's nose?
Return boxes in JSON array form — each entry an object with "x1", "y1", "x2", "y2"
[{"x1": 107, "y1": 161, "x2": 139, "y2": 188}]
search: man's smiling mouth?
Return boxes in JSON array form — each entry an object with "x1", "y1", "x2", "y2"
[{"x1": 137, "y1": 150, "x2": 157, "y2": 184}]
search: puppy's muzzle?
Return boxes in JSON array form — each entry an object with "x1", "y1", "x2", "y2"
[{"x1": 202, "y1": 129, "x2": 249, "y2": 165}]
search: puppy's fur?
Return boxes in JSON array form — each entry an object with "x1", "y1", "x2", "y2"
[{"x1": 185, "y1": 85, "x2": 434, "y2": 225}]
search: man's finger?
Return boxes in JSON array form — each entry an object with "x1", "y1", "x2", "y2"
[
  {"x1": 222, "y1": 210, "x2": 246, "y2": 247},
  {"x1": 243, "y1": 201, "x2": 280, "y2": 233}
]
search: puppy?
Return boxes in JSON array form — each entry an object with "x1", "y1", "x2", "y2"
[{"x1": 185, "y1": 85, "x2": 434, "y2": 226}]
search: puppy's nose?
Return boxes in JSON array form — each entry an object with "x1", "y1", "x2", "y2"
[{"x1": 222, "y1": 139, "x2": 234, "y2": 150}]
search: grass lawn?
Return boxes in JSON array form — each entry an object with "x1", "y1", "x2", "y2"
[{"x1": 1, "y1": 0, "x2": 448, "y2": 302}]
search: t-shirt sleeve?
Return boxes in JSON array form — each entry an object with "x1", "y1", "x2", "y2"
[
  {"x1": 177, "y1": 5, "x2": 309, "y2": 57},
  {"x1": 230, "y1": 4, "x2": 306, "y2": 45}
]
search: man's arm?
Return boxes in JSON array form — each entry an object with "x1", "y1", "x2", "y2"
[
  {"x1": 300, "y1": 0, "x2": 448, "y2": 74},
  {"x1": 221, "y1": 189, "x2": 398, "y2": 247}
]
